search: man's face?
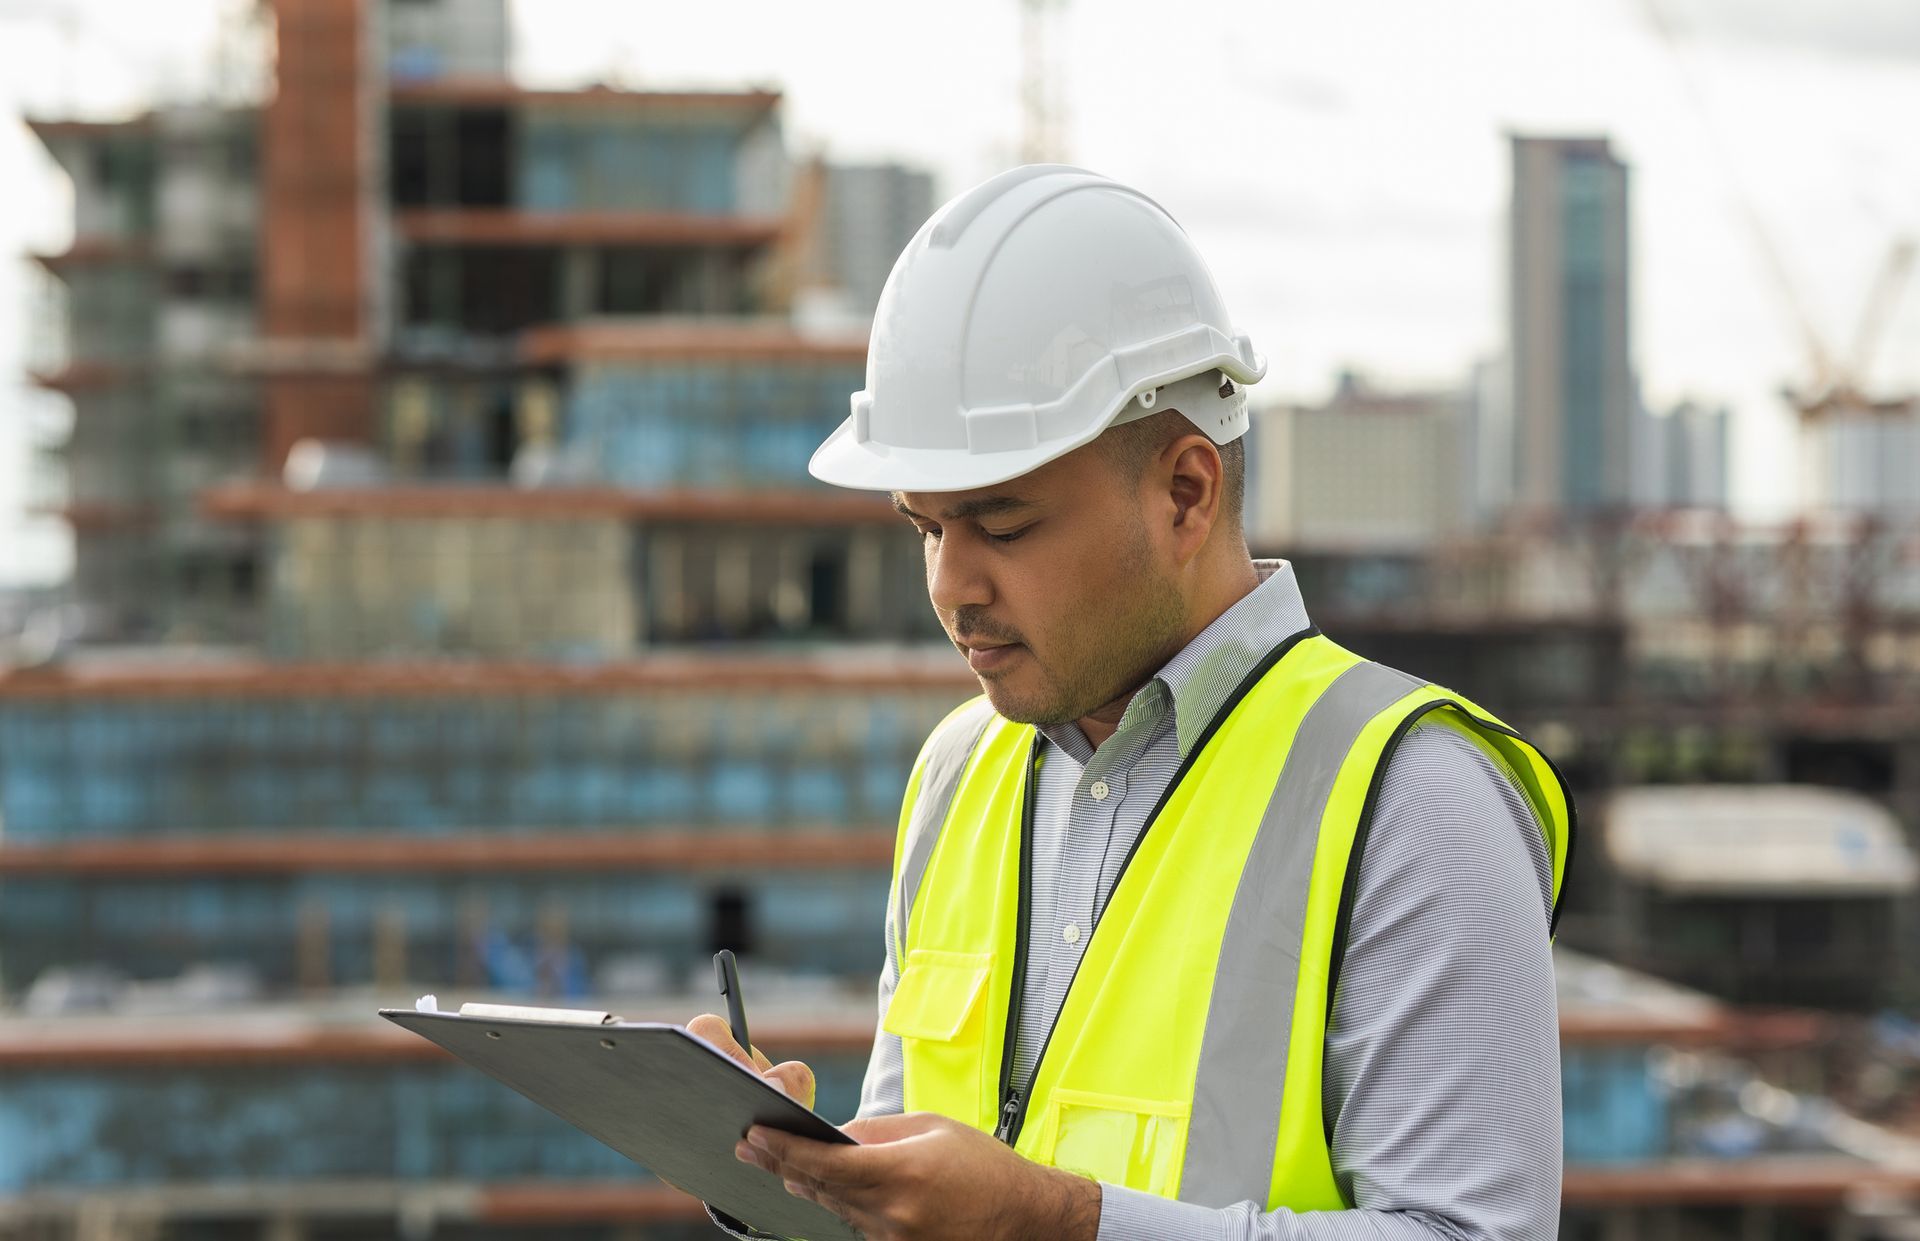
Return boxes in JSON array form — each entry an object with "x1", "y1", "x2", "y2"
[{"x1": 893, "y1": 443, "x2": 1186, "y2": 727}]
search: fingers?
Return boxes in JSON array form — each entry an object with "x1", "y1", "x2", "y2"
[
  {"x1": 737, "y1": 1128, "x2": 896, "y2": 1236},
  {"x1": 768, "y1": 1168, "x2": 857, "y2": 1229},
  {"x1": 766, "y1": 1059, "x2": 816, "y2": 1109},
  {"x1": 686, "y1": 1013, "x2": 764, "y2": 1069},
  {"x1": 686, "y1": 1012, "x2": 744, "y2": 1060},
  {"x1": 687, "y1": 1015, "x2": 806, "y2": 1102},
  {"x1": 742, "y1": 1126, "x2": 881, "y2": 1192}
]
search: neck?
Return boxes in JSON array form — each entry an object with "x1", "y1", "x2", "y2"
[{"x1": 1073, "y1": 555, "x2": 1262, "y2": 750}]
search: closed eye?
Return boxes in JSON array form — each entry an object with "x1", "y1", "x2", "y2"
[{"x1": 912, "y1": 524, "x2": 1032, "y2": 545}]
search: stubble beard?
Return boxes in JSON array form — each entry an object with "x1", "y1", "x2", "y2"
[{"x1": 980, "y1": 525, "x2": 1186, "y2": 729}]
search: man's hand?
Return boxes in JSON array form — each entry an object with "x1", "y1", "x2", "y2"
[
  {"x1": 685, "y1": 1013, "x2": 817, "y2": 1109},
  {"x1": 734, "y1": 1111, "x2": 1101, "y2": 1241}
]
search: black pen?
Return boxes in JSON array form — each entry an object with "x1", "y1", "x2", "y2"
[{"x1": 714, "y1": 948, "x2": 751, "y2": 1057}]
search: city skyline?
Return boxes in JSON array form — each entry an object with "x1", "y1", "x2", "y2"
[{"x1": 3, "y1": 0, "x2": 1919, "y2": 585}]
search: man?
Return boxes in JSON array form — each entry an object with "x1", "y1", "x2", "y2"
[{"x1": 691, "y1": 166, "x2": 1574, "y2": 1240}]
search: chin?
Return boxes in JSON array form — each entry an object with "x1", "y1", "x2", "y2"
[
  {"x1": 979, "y1": 682, "x2": 1035, "y2": 724},
  {"x1": 979, "y1": 683, "x2": 1067, "y2": 729}
]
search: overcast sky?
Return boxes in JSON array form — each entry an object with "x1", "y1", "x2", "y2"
[{"x1": 2, "y1": 0, "x2": 1918, "y2": 585}]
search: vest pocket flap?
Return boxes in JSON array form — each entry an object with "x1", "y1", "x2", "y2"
[{"x1": 884, "y1": 949, "x2": 992, "y2": 1042}]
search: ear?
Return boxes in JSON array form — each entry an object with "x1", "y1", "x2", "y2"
[{"x1": 1162, "y1": 434, "x2": 1225, "y2": 568}]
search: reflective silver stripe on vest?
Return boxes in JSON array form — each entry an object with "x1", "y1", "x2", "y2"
[
  {"x1": 1179, "y1": 660, "x2": 1424, "y2": 1208},
  {"x1": 894, "y1": 698, "x2": 1001, "y2": 972}
]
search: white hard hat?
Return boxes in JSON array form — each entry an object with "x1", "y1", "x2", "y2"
[{"x1": 808, "y1": 164, "x2": 1266, "y2": 493}]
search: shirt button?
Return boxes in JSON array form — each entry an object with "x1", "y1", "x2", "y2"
[
  {"x1": 1089, "y1": 780, "x2": 1110, "y2": 801},
  {"x1": 1063, "y1": 923, "x2": 1082, "y2": 945}
]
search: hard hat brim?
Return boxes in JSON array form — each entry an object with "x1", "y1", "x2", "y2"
[
  {"x1": 808, "y1": 364, "x2": 1258, "y2": 495},
  {"x1": 807, "y1": 414, "x2": 1080, "y2": 494}
]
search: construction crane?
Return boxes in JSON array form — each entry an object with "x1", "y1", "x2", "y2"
[
  {"x1": 1637, "y1": 0, "x2": 1919, "y2": 424},
  {"x1": 1020, "y1": 0, "x2": 1070, "y2": 165},
  {"x1": 1785, "y1": 237, "x2": 1916, "y2": 420}
]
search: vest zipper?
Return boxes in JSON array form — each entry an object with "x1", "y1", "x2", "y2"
[
  {"x1": 996, "y1": 799, "x2": 1144, "y2": 1149},
  {"x1": 995, "y1": 1093, "x2": 1023, "y2": 1143},
  {"x1": 992, "y1": 629, "x2": 1318, "y2": 1150},
  {"x1": 994, "y1": 737, "x2": 1040, "y2": 1144}
]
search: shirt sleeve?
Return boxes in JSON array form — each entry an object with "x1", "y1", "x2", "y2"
[
  {"x1": 856, "y1": 899, "x2": 908, "y2": 1119},
  {"x1": 1094, "y1": 720, "x2": 1563, "y2": 1241}
]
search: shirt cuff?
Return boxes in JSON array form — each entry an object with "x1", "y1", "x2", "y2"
[{"x1": 1097, "y1": 1183, "x2": 1234, "y2": 1241}]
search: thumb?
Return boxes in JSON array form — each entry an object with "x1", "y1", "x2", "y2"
[{"x1": 841, "y1": 1112, "x2": 942, "y2": 1145}]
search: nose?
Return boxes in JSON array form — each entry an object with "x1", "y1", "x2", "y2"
[{"x1": 926, "y1": 530, "x2": 993, "y2": 620}]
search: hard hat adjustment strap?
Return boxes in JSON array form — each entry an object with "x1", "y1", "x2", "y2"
[{"x1": 1107, "y1": 369, "x2": 1251, "y2": 445}]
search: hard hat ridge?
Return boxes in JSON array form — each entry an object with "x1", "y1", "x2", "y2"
[{"x1": 924, "y1": 163, "x2": 1095, "y2": 249}]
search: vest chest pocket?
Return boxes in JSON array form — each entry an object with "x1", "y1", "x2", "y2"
[
  {"x1": 1032, "y1": 1088, "x2": 1191, "y2": 1199},
  {"x1": 883, "y1": 949, "x2": 995, "y2": 1123}
]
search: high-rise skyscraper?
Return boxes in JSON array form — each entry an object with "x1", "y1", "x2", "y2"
[{"x1": 1508, "y1": 134, "x2": 1634, "y2": 520}]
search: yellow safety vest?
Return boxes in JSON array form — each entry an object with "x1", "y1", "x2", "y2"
[{"x1": 882, "y1": 630, "x2": 1573, "y2": 1210}]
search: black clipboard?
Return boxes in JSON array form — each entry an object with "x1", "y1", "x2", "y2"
[{"x1": 380, "y1": 1007, "x2": 858, "y2": 1241}]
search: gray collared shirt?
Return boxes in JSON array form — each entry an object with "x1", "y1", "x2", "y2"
[{"x1": 855, "y1": 561, "x2": 1561, "y2": 1240}]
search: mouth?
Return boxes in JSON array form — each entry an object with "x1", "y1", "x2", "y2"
[{"x1": 961, "y1": 642, "x2": 1023, "y2": 674}]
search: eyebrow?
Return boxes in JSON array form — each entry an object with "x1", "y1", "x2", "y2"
[{"x1": 890, "y1": 494, "x2": 1038, "y2": 522}]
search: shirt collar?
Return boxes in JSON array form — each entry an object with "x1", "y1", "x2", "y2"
[
  {"x1": 1036, "y1": 559, "x2": 1312, "y2": 762},
  {"x1": 1157, "y1": 559, "x2": 1311, "y2": 756}
]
